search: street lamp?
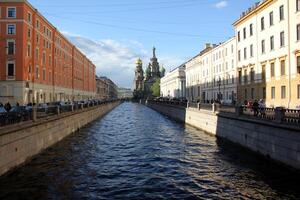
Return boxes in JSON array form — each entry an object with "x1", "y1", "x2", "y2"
[{"x1": 217, "y1": 78, "x2": 221, "y2": 103}]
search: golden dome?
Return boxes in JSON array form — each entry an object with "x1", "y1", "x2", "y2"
[{"x1": 136, "y1": 58, "x2": 143, "y2": 65}]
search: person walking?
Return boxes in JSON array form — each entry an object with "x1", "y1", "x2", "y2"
[{"x1": 252, "y1": 100, "x2": 259, "y2": 117}]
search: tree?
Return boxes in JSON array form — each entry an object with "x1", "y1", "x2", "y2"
[{"x1": 151, "y1": 78, "x2": 160, "y2": 97}]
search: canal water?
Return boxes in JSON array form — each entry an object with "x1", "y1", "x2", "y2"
[{"x1": 0, "y1": 102, "x2": 299, "y2": 200}]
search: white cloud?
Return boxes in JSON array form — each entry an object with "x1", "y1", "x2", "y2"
[
  {"x1": 214, "y1": 0, "x2": 228, "y2": 9},
  {"x1": 63, "y1": 32, "x2": 184, "y2": 88}
]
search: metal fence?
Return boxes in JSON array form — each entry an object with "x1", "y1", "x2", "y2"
[
  {"x1": 148, "y1": 100, "x2": 300, "y2": 126},
  {"x1": 0, "y1": 100, "x2": 118, "y2": 128}
]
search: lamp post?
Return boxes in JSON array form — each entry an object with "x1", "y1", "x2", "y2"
[{"x1": 217, "y1": 78, "x2": 221, "y2": 103}]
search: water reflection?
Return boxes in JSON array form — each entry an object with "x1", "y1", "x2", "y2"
[{"x1": 0, "y1": 102, "x2": 299, "y2": 199}]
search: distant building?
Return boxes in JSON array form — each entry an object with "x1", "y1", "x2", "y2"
[
  {"x1": 117, "y1": 88, "x2": 133, "y2": 99},
  {"x1": 160, "y1": 64, "x2": 186, "y2": 99},
  {"x1": 96, "y1": 76, "x2": 118, "y2": 100},
  {"x1": 133, "y1": 47, "x2": 165, "y2": 98},
  {"x1": 0, "y1": 0, "x2": 96, "y2": 105},
  {"x1": 185, "y1": 38, "x2": 237, "y2": 104}
]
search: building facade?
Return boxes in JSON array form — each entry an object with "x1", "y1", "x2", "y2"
[
  {"x1": 234, "y1": 0, "x2": 300, "y2": 108},
  {"x1": 0, "y1": 0, "x2": 96, "y2": 105},
  {"x1": 117, "y1": 88, "x2": 133, "y2": 99},
  {"x1": 160, "y1": 64, "x2": 186, "y2": 99},
  {"x1": 186, "y1": 38, "x2": 237, "y2": 104},
  {"x1": 96, "y1": 76, "x2": 118, "y2": 100}
]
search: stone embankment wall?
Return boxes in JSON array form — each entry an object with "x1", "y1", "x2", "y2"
[
  {"x1": 147, "y1": 102, "x2": 300, "y2": 170},
  {"x1": 0, "y1": 101, "x2": 120, "y2": 176}
]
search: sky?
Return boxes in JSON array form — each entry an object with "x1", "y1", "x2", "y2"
[{"x1": 29, "y1": 0, "x2": 258, "y2": 88}]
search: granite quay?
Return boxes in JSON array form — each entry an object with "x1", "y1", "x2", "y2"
[
  {"x1": 146, "y1": 99, "x2": 300, "y2": 170},
  {"x1": 0, "y1": 100, "x2": 121, "y2": 176}
]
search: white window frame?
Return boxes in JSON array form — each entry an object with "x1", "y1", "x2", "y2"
[
  {"x1": 7, "y1": 24, "x2": 16, "y2": 35},
  {"x1": 6, "y1": 39, "x2": 15, "y2": 55},
  {"x1": 6, "y1": 60, "x2": 16, "y2": 80},
  {"x1": 7, "y1": 7, "x2": 16, "y2": 18},
  {"x1": 27, "y1": 12, "x2": 32, "y2": 23}
]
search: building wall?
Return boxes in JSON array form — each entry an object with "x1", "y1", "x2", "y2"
[
  {"x1": 235, "y1": 0, "x2": 300, "y2": 108},
  {"x1": 0, "y1": 0, "x2": 96, "y2": 105},
  {"x1": 160, "y1": 66, "x2": 186, "y2": 98},
  {"x1": 185, "y1": 38, "x2": 237, "y2": 104}
]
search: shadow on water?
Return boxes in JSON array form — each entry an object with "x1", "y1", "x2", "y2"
[{"x1": 0, "y1": 102, "x2": 299, "y2": 200}]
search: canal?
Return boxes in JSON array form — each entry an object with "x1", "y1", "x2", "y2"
[{"x1": 0, "y1": 102, "x2": 299, "y2": 199}]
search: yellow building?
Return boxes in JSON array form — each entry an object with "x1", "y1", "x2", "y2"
[{"x1": 234, "y1": 0, "x2": 300, "y2": 108}]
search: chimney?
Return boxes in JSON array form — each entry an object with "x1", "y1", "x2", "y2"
[{"x1": 205, "y1": 43, "x2": 212, "y2": 49}]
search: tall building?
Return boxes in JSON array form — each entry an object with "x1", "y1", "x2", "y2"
[
  {"x1": 160, "y1": 64, "x2": 186, "y2": 98},
  {"x1": 234, "y1": 0, "x2": 300, "y2": 108},
  {"x1": 0, "y1": 0, "x2": 96, "y2": 105}
]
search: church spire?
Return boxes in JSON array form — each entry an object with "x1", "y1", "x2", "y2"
[{"x1": 152, "y1": 46, "x2": 156, "y2": 58}]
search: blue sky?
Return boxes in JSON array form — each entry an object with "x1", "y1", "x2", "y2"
[{"x1": 29, "y1": 0, "x2": 258, "y2": 88}]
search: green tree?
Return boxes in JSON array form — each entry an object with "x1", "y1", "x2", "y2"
[{"x1": 151, "y1": 78, "x2": 160, "y2": 97}]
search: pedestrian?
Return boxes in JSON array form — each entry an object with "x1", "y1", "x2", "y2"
[
  {"x1": 4, "y1": 102, "x2": 11, "y2": 112},
  {"x1": 258, "y1": 99, "x2": 266, "y2": 117},
  {"x1": 253, "y1": 100, "x2": 259, "y2": 117}
]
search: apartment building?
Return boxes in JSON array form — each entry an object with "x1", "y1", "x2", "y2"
[
  {"x1": 185, "y1": 38, "x2": 237, "y2": 104},
  {"x1": 160, "y1": 64, "x2": 186, "y2": 98},
  {"x1": 234, "y1": 0, "x2": 300, "y2": 108},
  {"x1": 0, "y1": 0, "x2": 96, "y2": 105},
  {"x1": 96, "y1": 76, "x2": 118, "y2": 100}
]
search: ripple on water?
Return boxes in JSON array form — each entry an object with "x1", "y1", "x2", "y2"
[{"x1": 0, "y1": 102, "x2": 299, "y2": 200}]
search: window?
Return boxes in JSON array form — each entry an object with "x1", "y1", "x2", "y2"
[
  {"x1": 7, "y1": 24, "x2": 16, "y2": 35},
  {"x1": 7, "y1": 40, "x2": 15, "y2": 55},
  {"x1": 244, "y1": 47, "x2": 247, "y2": 59},
  {"x1": 297, "y1": 24, "x2": 300, "y2": 41},
  {"x1": 7, "y1": 7, "x2": 16, "y2": 18},
  {"x1": 250, "y1": 44, "x2": 253, "y2": 57},
  {"x1": 42, "y1": 52, "x2": 46, "y2": 65},
  {"x1": 271, "y1": 87, "x2": 276, "y2": 99},
  {"x1": 297, "y1": 56, "x2": 300, "y2": 73},
  {"x1": 263, "y1": 87, "x2": 266, "y2": 99},
  {"x1": 271, "y1": 63, "x2": 275, "y2": 77},
  {"x1": 251, "y1": 88, "x2": 255, "y2": 99},
  {"x1": 279, "y1": 5, "x2": 284, "y2": 21},
  {"x1": 28, "y1": 12, "x2": 32, "y2": 23},
  {"x1": 281, "y1": 60, "x2": 285, "y2": 76},
  {"x1": 243, "y1": 27, "x2": 246, "y2": 39},
  {"x1": 238, "y1": 50, "x2": 241, "y2": 61},
  {"x1": 269, "y1": 11, "x2": 273, "y2": 26},
  {"x1": 250, "y1": 24, "x2": 253, "y2": 36},
  {"x1": 27, "y1": 44, "x2": 31, "y2": 57},
  {"x1": 28, "y1": 29, "x2": 31, "y2": 38},
  {"x1": 281, "y1": 86, "x2": 286, "y2": 99},
  {"x1": 36, "y1": 65, "x2": 39, "y2": 79},
  {"x1": 261, "y1": 17, "x2": 265, "y2": 31},
  {"x1": 244, "y1": 69, "x2": 248, "y2": 83},
  {"x1": 297, "y1": 0, "x2": 300, "y2": 11},
  {"x1": 270, "y1": 36, "x2": 274, "y2": 50},
  {"x1": 36, "y1": 20, "x2": 40, "y2": 29},
  {"x1": 280, "y1": 31, "x2": 285, "y2": 47},
  {"x1": 36, "y1": 34, "x2": 39, "y2": 44},
  {"x1": 245, "y1": 89, "x2": 248, "y2": 99},
  {"x1": 261, "y1": 40, "x2": 265, "y2": 54},
  {"x1": 238, "y1": 70, "x2": 242, "y2": 84},
  {"x1": 43, "y1": 68, "x2": 46, "y2": 81},
  {"x1": 7, "y1": 61, "x2": 15, "y2": 78},
  {"x1": 262, "y1": 65, "x2": 266, "y2": 80},
  {"x1": 250, "y1": 68, "x2": 255, "y2": 82},
  {"x1": 238, "y1": 31, "x2": 240, "y2": 42},
  {"x1": 35, "y1": 48, "x2": 39, "y2": 61}
]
